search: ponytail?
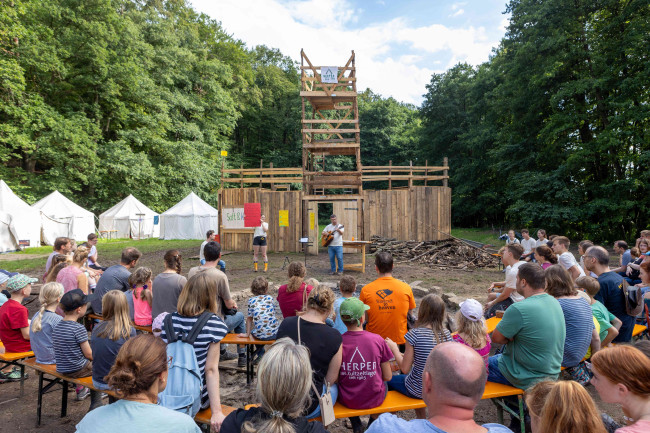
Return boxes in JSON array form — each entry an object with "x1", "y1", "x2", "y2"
[
  {"x1": 130, "y1": 267, "x2": 153, "y2": 307},
  {"x1": 32, "y1": 282, "x2": 64, "y2": 332},
  {"x1": 163, "y1": 249, "x2": 182, "y2": 274}
]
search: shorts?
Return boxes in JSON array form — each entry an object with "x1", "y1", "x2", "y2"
[{"x1": 253, "y1": 236, "x2": 267, "y2": 246}]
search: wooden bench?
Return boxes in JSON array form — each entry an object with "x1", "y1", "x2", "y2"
[
  {"x1": 21, "y1": 358, "x2": 118, "y2": 425},
  {"x1": 221, "y1": 334, "x2": 276, "y2": 384},
  {"x1": 632, "y1": 323, "x2": 647, "y2": 340},
  {"x1": 0, "y1": 342, "x2": 34, "y2": 397},
  {"x1": 194, "y1": 406, "x2": 238, "y2": 432},
  {"x1": 87, "y1": 313, "x2": 153, "y2": 333},
  {"x1": 486, "y1": 317, "x2": 501, "y2": 334}
]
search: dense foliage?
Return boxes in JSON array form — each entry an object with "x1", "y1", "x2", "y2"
[{"x1": 2, "y1": 0, "x2": 648, "y2": 241}]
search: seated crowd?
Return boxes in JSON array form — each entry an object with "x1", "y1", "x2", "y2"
[{"x1": 0, "y1": 230, "x2": 648, "y2": 433}]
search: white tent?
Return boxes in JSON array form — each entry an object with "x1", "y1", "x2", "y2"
[
  {"x1": 0, "y1": 180, "x2": 41, "y2": 250},
  {"x1": 99, "y1": 194, "x2": 159, "y2": 239},
  {"x1": 159, "y1": 192, "x2": 218, "y2": 240},
  {"x1": 32, "y1": 190, "x2": 96, "y2": 244}
]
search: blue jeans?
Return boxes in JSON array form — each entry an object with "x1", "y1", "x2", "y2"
[
  {"x1": 487, "y1": 355, "x2": 513, "y2": 386},
  {"x1": 387, "y1": 374, "x2": 419, "y2": 399},
  {"x1": 328, "y1": 246, "x2": 343, "y2": 273},
  {"x1": 92, "y1": 379, "x2": 110, "y2": 391},
  {"x1": 305, "y1": 383, "x2": 339, "y2": 419},
  {"x1": 200, "y1": 259, "x2": 226, "y2": 272}
]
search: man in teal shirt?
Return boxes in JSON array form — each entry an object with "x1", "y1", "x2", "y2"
[{"x1": 488, "y1": 263, "x2": 566, "y2": 389}]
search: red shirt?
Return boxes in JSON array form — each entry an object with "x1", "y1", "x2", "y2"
[
  {"x1": 0, "y1": 299, "x2": 31, "y2": 353},
  {"x1": 277, "y1": 283, "x2": 313, "y2": 318}
]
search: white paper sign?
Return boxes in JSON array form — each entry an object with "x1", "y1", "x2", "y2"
[
  {"x1": 321, "y1": 67, "x2": 339, "y2": 83},
  {"x1": 222, "y1": 207, "x2": 245, "y2": 229}
]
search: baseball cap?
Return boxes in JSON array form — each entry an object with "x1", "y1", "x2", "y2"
[
  {"x1": 340, "y1": 297, "x2": 370, "y2": 326},
  {"x1": 0, "y1": 273, "x2": 9, "y2": 286},
  {"x1": 60, "y1": 289, "x2": 97, "y2": 312},
  {"x1": 6, "y1": 274, "x2": 38, "y2": 293},
  {"x1": 459, "y1": 299, "x2": 483, "y2": 322}
]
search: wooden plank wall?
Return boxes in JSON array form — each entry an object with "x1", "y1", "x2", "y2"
[{"x1": 363, "y1": 186, "x2": 451, "y2": 241}]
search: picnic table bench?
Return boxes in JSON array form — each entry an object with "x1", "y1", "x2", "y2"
[{"x1": 0, "y1": 342, "x2": 34, "y2": 397}]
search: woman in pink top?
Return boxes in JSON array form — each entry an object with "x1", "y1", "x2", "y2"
[
  {"x1": 55, "y1": 247, "x2": 89, "y2": 316},
  {"x1": 277, "y1": 262, "x2": 313, "y2": 318},
  {"x1": 591, "y1": 345, "x2": 650, "y2": 433},
  {"x1": 129, "y1": 267, "x2": 153, "y2": 326},
  {"x1": 534, "y1": 245, "x2": 557, "y2": 270}
]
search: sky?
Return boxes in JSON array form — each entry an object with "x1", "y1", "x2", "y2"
[{"x1": 190, "y1": 0, "x2": 510, "y2": 106}]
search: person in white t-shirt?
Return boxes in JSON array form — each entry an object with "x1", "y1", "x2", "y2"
[
  {"x1": 252, "y1": 215, "x2": 269, "y2": 272},
  {"x1": 505, "y1": 230, "x2": 520, "y2": 246},
  {"x1": 552, "y1": 236, "x2": 586, "y2": 281},
  {"x1": 536, "y1": 229, "x2": 549, "y2": 247},
  {"x1": 199, "y1": 230, "x2": 216, "y2": 265},
  {"x1": 520, "y1": 229, "x2": 536, "y2": 262},
  {"x1": 484, "y1": 244, "x2": 525, "y2": 318},
  {"x1": 322, "y1": 214, "x2": 345, "y2": 275}
]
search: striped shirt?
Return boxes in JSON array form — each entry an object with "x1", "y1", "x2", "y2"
[
  {"x1": 404, "y1": 327, "x2": 453, "y2": 398},
  {"x1": 160, "y1": 312, "x2": 228, "y2": 408},
  {"x1": 29, "y1": 310, "x2": 62, "y2": 364},
  {"x1": 52, "y1": 320, "x2": 89, "y2": 373},
  {"x1": 557, "y1": 298, "x2": 594, "y2": 367}
]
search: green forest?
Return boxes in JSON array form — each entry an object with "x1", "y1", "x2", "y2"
[{"x1": 1, "y1": 0, "x2": 648, "y2": 242}]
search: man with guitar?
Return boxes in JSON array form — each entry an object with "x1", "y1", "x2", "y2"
[{"x1": 322, "y1": 214, "x2": 345, "y2": 275}]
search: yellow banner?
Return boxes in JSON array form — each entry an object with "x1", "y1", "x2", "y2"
[
  {"x1": 220, "y1": 150, "x2": 228, "y2": 156},
  {"x1": 309, "y1": 212, "x2": 315, "y2": 230},
  {"x1": 279, "y1": 210, "x2": 289, "y2": 227}
]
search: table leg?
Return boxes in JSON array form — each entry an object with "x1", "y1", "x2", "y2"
[
  {"x1": 19, "y1": 363, "x2": 25, "y2": 397},
  {"x1": 61, "y1": 380, "x2": 68, "y2": 418},
  {"x1": 518, "y1": 395, "x2": 525, "y2": 433},
  {"x1": 37, "y1": 372, "x2": 44, "y2": 426},
  {"x1": 361, "y1": 245, "x2": 366, "y2": 273}
]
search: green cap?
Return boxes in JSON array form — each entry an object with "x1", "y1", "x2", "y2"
[
  {"x1": 6, "y1": 274, "x2": 38, "y2": 293},
  {"x1": 340, "y1": 297, "x2": 370, "y2": 327}
]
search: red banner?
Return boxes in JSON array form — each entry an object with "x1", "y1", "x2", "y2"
[{"x1": 244, "y1": 202, "x2": 261, "y2": 228}]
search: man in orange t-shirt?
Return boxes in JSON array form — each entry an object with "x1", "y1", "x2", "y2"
[{"x1": 360, "y1": 252, "x2": 416, "y2": 345}]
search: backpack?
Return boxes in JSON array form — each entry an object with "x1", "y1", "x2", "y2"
[
  {"x1": 158, "y1": 311, "x2": 213, "y2": 416},
  {"x1": 620, "y1": 279, "x2": 643, "y2": 317}
]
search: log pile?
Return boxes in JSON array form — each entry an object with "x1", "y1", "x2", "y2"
[{"x1": 369, "y1": 235, "x2": 500, "y2": 269}]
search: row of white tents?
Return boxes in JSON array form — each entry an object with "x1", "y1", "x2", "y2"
[{"x1": 0, "y1": 180, "x2": 219, "y2": 252}]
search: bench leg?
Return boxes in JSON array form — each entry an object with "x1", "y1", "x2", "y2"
[
  {"x1": 61, "y1": 380, "x2": 68, "y2": 418},
  {"x1": 517, "y1": 395, "x2": 525, "y2": 433},
  {"x1": 37, "y1": 372, "x2": 44, "y2": 426},
  {"x1": 246, "y1": 344, "x2": 253, "y2": 385},
  {"x1": 19, "y1": 363, "x2": 25, "y2": 397}
]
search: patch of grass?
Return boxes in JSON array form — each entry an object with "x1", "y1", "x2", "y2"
[{"x1": 451, "y1": 228, "x2": 502, "y2": 246}]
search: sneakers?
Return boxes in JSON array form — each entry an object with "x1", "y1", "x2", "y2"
[
  {"x1": 76, "y1": 387, "x2": 90, "y2": 401},
  {"x1": 237, "y1": 353, "x2": 246, "y2": 368},
  {"x1": 220, "y1": 350, "x2": 238, "y2": 361},
  {"x1": 0, "y1": 367, "x2": 26, "y2": 382}
]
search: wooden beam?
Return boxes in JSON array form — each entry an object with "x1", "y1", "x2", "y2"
[
  {"x1": 302, "y1": 119, "x2": 358, "y2": 123},
  {"x1": 300, "y1": 91, "x2": 357, "y2": 97},
  {"x1": 302, "y1": 128, "x2": 360, "y2": 134}
]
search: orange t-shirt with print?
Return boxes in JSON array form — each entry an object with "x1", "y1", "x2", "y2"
[{"x1": 359, "y1": 277, "x2": 416, "y2": 344}]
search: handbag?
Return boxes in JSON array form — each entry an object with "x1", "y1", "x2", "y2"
[{"x1": 297, "y1": 317, "x2": 335, "y2": 426}]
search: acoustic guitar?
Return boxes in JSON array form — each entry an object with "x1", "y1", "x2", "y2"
[{"x1": 321, "y1": 224, "x2": 344, "y2": 247}]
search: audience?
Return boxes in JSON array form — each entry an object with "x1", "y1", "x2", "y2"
[
  {"x1": 625, "y1": 241, "x2": 647, "y2": 285},
  {"x1": 576, "y1": 276, "x2": 622, "y2": 347},
  {"x1": 386, "y1": 294, "x2": 452, "y2": 418},
  {"x1": 29, "y1": 282, "x2": 64, "y2": 364},
  {"x1": 338, "y1": 297, "x2": 393, "y2": 433},
  {"x1": 56, "y1": 246, "x2": 89, "y2": 295},
  {"x1": 520, "y1": 229, "x2": 536, "y2": 261},
  {"x1": 129, "y1": 267, "x2": 153, "y2": 327},
  {"x1": 276, "y1": 286, "x2": 343, "y2": 419},
  {"x1": 551, "y1": 236, "x2": 586, "y2": 280},
  {"x1": 578, "y1": 240, "x2": 595, "y2": 273},
  {"x1": 453, "y1": 299, "x2": 491, "y2": 372},
  {"x1": 489, "y1": 263, "x2": 565, "y2": 390},
  {"x1": 0, "y1": 274, "x2": 35, "y2": 355},
  {"x1": 151, "y1": 250, "x2": 186, "y2": 320},
  {"x1": 591, "y1": 346, "x2": 650, "y2": 433},
  {"x1": 534, "y1": 245, "x2": 557, "y2": 270},
  {"x1": 612, "y1": 240, "x2": 632, "y2": 276},
  {"x1": 45, "y1": 254, "x2": 68, "y2": 283},
  {"x1": 525, "y1": 380, "x2": 607, "y2": 433},
  {"x1": 485, "y1": 244, "x2": 525, "y2": 318},
  {"x1": 91, "y1": 247, "x2": 142, "y2": 315},
  {"x1": 90, "y1": 290, "x2": 136, "y2": 392},
  {"x1": 277, "y1": 261, "x2": 314, "y2": 318},
  {"x1": 536, "y1": 229, "x2": 548, "y2": 247},
  {"x1": 76, "y1": 334, "x2": 201, "y2": 433},
  {"x1": 45, "y1": 237, "x2": 71, "y2": 275},
  {"x1": 332, "y1": 275, "x2": 357, "y2": 334},
  {"x1": 86, "y1": 233, "x2": 106, "y2": 271},
  {"x1": 367, "y1": 342, "x2": 511, "y2": 432},
  {"x1": 199, "y1": 230, "x2": 216, "y2": 265},
  {"x1": 584, "y1": 246, "x2": 636, "y2": 342},
  {"x1": 240, "y1": 276, "x2": 279, "y2": 361},
  {"x1": 359, "y1": 252, "x2": 416, "y2": 348},
  {"x1": 160, "y1": 272, "x2": 229, "y2": 430},
  {"x1": 220, "y1": 338, "x2": 327, "y2": 433},
  {"x1": 52, "y1": 289, "x2": 101, "y2": 407},
  {"x1": 505, "y1": 229, "x2": 519, "y2": 245},
  {"x1": 544, "y1": 265, "x2": 597, "y2": 384}
]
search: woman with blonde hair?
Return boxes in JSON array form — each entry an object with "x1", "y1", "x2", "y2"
[
  {"x1": 56, "y1": 246, "x2": 89, "y2": 295},
  {"x1": 525, "y1": 380, "x2": 607, "y2": 433},
  {"x1": 276, "y1": 286, "x2": 342, "y2": 419},
  {"x1": 452, "y1": 299, "x2": 491, "y2": 372},
  {"x1": 90, "y1": 290, "x2": 136, "y2": 393},
  {"x1": 591, "y1": 345, "x2": 650, "y2": 433},
  {"x1": 29, "y1": 282, "x2": 64, "y2": 364},
  {"x1": 76, "y1": 334, "x2": 200, "y2": 432},
  {"x1": 277, "y1": 262, "x2": 314, "y2": 318},
  {"x1": 160, "y1": 272, "x2": 229, "y2": 431},
  {"x1": 221, "y1": 337, "x2": 327, "y2": 433}
]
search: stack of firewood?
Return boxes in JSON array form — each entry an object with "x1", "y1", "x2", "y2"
[{"x1": 369, "y1": 235, "x2": 500, "y2": 269}]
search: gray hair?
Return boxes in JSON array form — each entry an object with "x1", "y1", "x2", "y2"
[{"x1": 586, "y1": 246, "x2": 609, "y2": 266}]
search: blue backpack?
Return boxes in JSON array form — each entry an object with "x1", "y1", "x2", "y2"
[{"x1": 158, "y1": 311, "x2": 213, "y2": 416}]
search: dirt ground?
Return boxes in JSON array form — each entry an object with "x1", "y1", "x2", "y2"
[{"x1": 1, "y1": 246, "x2": 626, "y2": 432}]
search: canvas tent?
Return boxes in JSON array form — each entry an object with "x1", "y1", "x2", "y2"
[
  {"x1": 99, "y1": 195, "x2": 159, "y2": 239},
  {"x1": 32, "y1": 190, "x2": 96, "y2": 245},
  {"x1": 159, "y1": 192, "x2": 218, "y2": 240},
  {"x1": 0, "y1": 180, "x2": 41, "y2": 251}
]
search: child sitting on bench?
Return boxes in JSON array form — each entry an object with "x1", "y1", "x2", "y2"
[
  {"x1": 52, "y1": 289, "x2": 102, "y2": 409},
  {"x1": 332, "y1": 275, "x2": 357, "y2": 334},
  {"x1": 129, "y1": 267, "x2": 153, "y2": 327},
  {"x1": 0, "y1": 274, "x2": 36, "y2": 381},
  {"x1": 29, "y1": 282, "x2": 64, "y2": 365},
  {"x1": 239, "y1": 276, "x2": 279, "y2": 362},
  {"x1": 338, "y1": 298, "x2": 393, "y2": 433},
  {"x1": 452, "y1": 299, "x2": 491, "y2": 372}
]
